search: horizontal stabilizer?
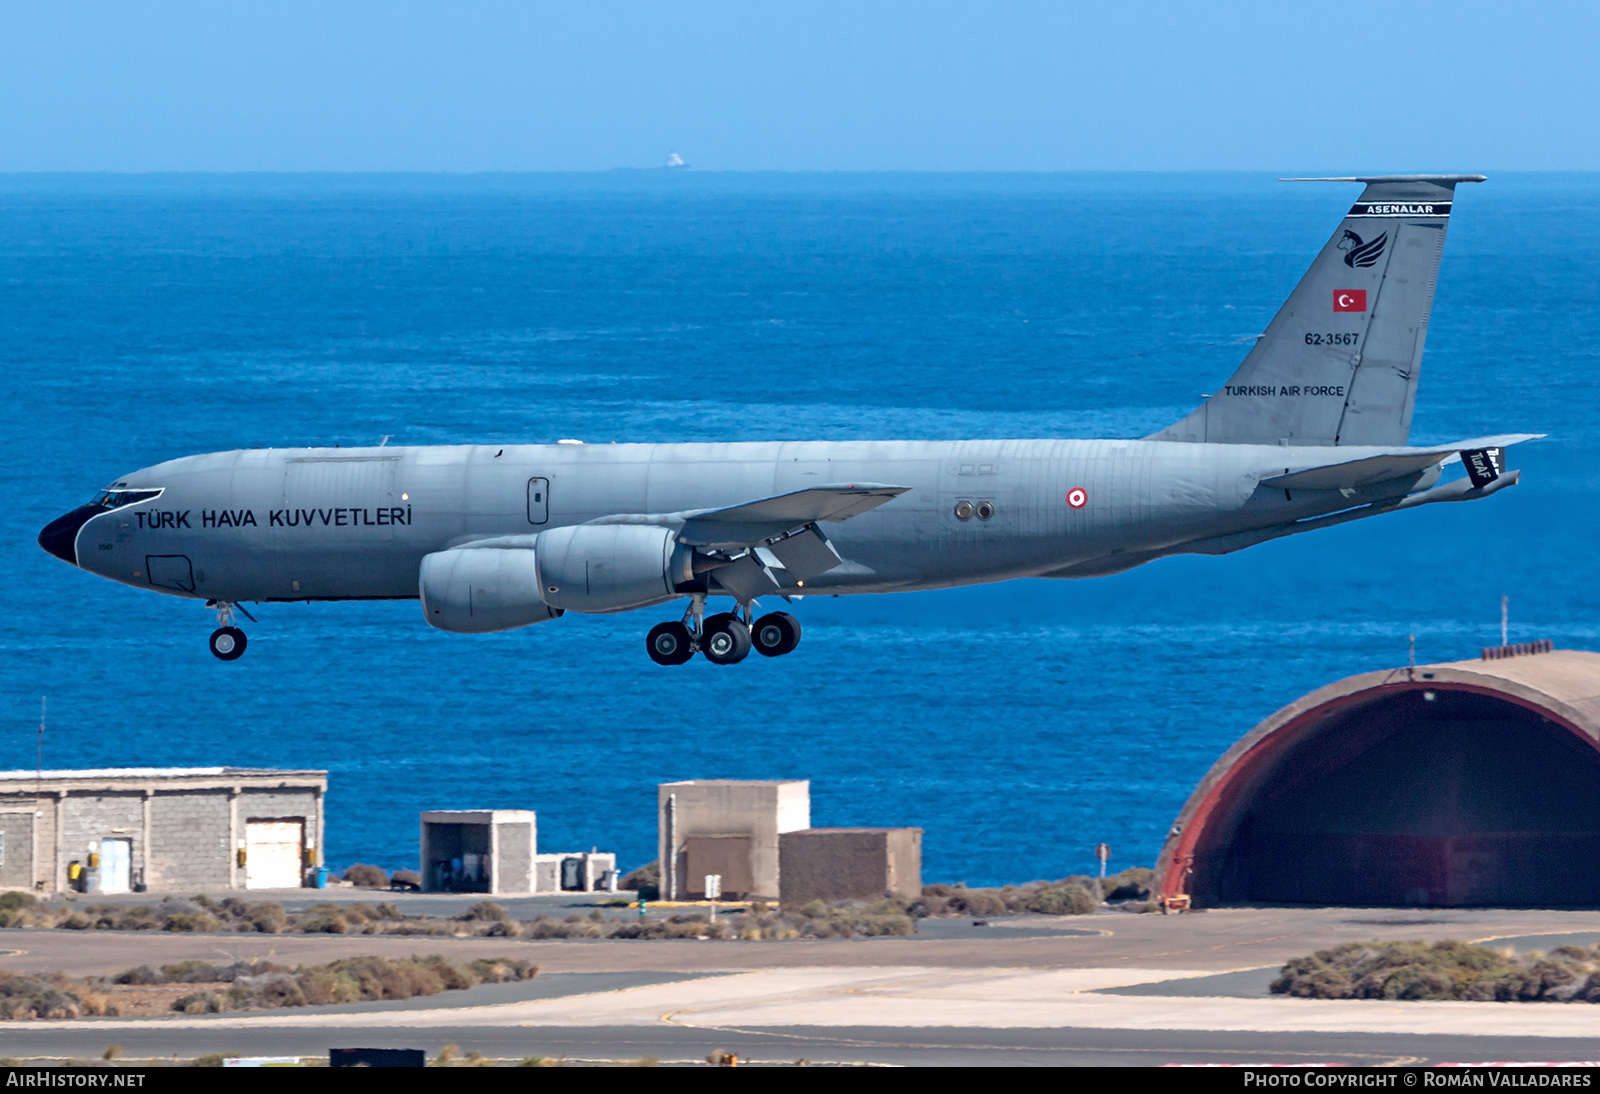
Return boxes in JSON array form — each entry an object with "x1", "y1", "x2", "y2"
[{"x1": 1260, "y1": 434, "x2": 1541, "y2": 491}]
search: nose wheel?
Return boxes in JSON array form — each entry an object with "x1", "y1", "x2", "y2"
[
  {"x1": 209, "y1": 627, "x2": 247, "y2": 661},
  {"x1": 205, "y1": 600, "x2": 254, "y2": 661}
]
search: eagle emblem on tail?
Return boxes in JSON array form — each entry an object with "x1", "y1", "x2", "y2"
[{"x1": 1338, "y1": 229, "x2": 1388, "y2": 269}]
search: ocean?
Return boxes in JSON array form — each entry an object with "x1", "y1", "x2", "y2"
[{"x1": 4, "y1": 171, "x2": 1597, "y2": 885}]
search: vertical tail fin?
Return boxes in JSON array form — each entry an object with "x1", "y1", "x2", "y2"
[{"x1": 1149, "y1": 175, "x2": 1484, "y2": 446}]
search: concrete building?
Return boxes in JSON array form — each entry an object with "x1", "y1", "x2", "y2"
[
  {"x1": 779, "y1": 828, "x2": 922, "y2": 905},
  {"x1": 657, "y1": 780, "x2": 922, "y2": 903},
  {"x1": 419, "y1": 809, "x2": 615, "y2": 895},
  {"x1": 1156, "y1": 646, "x2": 1600, "y2": 909},
  {"x1": 658, "y1": 780, "x2": 810, "y2": 900},
  {"x1": 0, "y1": 767, "x2": 326, "y2": 894}
]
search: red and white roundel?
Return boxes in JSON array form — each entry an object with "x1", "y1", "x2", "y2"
[{"x1": 1067, "y1": 487, "x2": 1088, "y2": 509}]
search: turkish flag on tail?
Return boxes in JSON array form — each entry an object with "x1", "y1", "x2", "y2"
[{"x1": 1333, "y1": 289, "x2": 1367, "y2": 312}]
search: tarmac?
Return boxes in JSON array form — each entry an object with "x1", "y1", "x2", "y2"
[{"x1": 5, "y1": 899, "x2": 1600, "y2": 1066}]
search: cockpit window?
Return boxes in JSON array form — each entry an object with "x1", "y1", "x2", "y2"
[{"x1": 89, "y1": 488, "x2": 162, "y2": 511}]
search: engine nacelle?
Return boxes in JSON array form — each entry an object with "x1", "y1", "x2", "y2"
[
  {"x1": 534, "y1": 524, "x2": 686, "y2": 613},
  {"x1": 418, "y1": 548, "x2": 563, "y2": 634}
]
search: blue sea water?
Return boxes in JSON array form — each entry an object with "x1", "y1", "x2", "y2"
[{"x1": 3, "y1": 172, "x2": 1598, "y2": 886}]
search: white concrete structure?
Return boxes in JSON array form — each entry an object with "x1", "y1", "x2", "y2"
[
  {"x1": 420, "y1": 809, "x2": 614, "y2": 895},
  {"x1": 657, "y1": 780, "x2": 811, "y2": 899}
]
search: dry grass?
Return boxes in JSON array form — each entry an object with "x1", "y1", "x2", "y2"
[
  {"x1": 1273, "y1": 940, "x2": 1600, "y2": 1002},
  {"x1": 0, "y1": 954, "x2": 537, "y2": 1021},
  {"x1": 916, "y1": 868, "x2": 1153, "y2": 918}
]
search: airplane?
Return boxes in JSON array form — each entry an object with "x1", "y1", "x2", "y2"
[{"x1": 39, "y1": 174, "x2": 1537, "y2": 666}]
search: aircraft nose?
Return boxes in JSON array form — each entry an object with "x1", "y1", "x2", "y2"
[{"x1": 38, "y1": 505, "x2": 99, "y2": 566}]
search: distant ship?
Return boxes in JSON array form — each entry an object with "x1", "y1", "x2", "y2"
[{"x1": 664, "y1": 152, "x2": 688, "y2": 169}]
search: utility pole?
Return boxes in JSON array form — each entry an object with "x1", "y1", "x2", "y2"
[{"x1": 35, "y1": 696, "x2": 44, "y2": 813}]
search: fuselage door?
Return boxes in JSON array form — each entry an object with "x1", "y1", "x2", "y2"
[{"x1": 527, "y1": 477, "x2": 550, "y2": 525}]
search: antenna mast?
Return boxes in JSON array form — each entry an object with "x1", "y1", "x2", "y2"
[{"x1": 35, "y1": 696, "x2": 45, "y2": 815}]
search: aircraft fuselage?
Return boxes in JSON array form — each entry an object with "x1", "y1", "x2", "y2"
[{"x1": 61, "y1": 437, "x2": 1432, "y2": 605}]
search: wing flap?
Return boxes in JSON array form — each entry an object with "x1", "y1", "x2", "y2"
[
  {"x1": 646, "y1": 483, "x2": 909, "y2": 548},
  {"x1": 696, "y1": 483, "x2": 909, "y2": 524}
]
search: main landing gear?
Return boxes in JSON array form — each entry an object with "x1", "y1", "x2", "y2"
[
  {"x1": 645, "y1": 596, "x2": 802, "y2": 666},
  {"x1": 206, "y1": 600, "x2": 254, "y2": 661}
]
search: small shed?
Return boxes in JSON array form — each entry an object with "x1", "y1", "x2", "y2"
[
  {"x1": 420, "y1": 810, "x2": 535, "y2": 894},
  {"x1": 0, "y1": 767, "x2": 326, "y2": 894},
  {"x1": 419, "y1": 809, "x2": 615, "y2": 895},
  {"x1": 779, "y1": 828, "x2": 923, "y2": 905}
]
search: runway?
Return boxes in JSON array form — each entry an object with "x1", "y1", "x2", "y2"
[{"x1": 5, "y1": 905, "x2": 1600, "y2": 1066}]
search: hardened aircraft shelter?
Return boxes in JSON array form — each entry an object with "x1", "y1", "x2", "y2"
[{"x1": 1157, "y1": 647, "x2": 1600, "y2": 908}]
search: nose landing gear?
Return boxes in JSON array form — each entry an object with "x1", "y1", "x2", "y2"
[{"x1": 206, "y1": 600, "x2": 253, "y2": 661}]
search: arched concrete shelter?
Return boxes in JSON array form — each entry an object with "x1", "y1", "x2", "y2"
[{"x1": 1156, "y1": 648, "x2": 1600, "y2": 908}]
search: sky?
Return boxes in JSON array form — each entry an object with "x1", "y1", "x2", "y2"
[{"x1": 1, "y1": 1, "x2": 1597, "y2": 173}]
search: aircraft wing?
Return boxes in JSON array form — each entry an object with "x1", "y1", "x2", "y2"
[
  {"x1": 1259, "y1": 434, "x2": 1541, "y2": 491},
  {"x1": 586, "y1": 483, "x2": 910, "y2": 598},
  {"x1": 678, "y1": 482, "x2": 908, "y2": 545},
  {"x1": 590, "y1": 483, "x2": 910, "y2": 548}
]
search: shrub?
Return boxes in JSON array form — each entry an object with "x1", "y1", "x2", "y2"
[
  {"x1": 250, "y1": 902, "x2": 287, "y2": 934},
  {"x1": 621, "y1": 861, "x2": 660, "y2": 901},
  {"x1": 390, "y1": 869, "x2": 421, "y2": 891},
  {"x1": 1268, "y1": 940, "x2": 1600, "y2": 1002},
  {"x1": 173, "y1": 991, "x2": 228, "y2": 1015},
  {"x1": 961, "y1": 890, "x2": 1011, "y2": 917},
  {"x1": 1024, "y1": 881, "x2": 1098, "y2": 916},
  {"x1": 343, "y1": 864, "x2": 389, "y2": 888},
  {"x1": 229, "y1": 972, "x2": 306, "y2": 1009},
  {"x1": 469, "y1": 959, "x2": 537, "y2": 984},
  {"x1": 0, "y1": 892, "x2": 36, "y2": 912},
  {"x1": 1103, "y1": 868, "x2": 1154, "y2": 902},
  {"x1": 162, "y1": 960, "x2": 231, "y2": 984},
  {"x1": 299, "y1": 911, "x2": 349, "y2": 934},
  {"x1": 296, "y1": 967, "x2": 361, "y2": 1006},
  {"x1": 458, "y1": 901, "x2": 510, "y2": 923},
  {"x1": 0, "y1": 972, "x2": 83, "y2": 1019},
  {"x1": 163, "y1": 913, "x2": 221, "y2": 933}
]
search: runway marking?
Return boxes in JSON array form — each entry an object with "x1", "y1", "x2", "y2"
[{"x1": 653, "y1": 1021, "x2": 1419, "y2": 1066}]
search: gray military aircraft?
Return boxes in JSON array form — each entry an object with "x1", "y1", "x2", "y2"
[{"x1": 40, "y1": 175, "x2": 1535, "y2": 665}]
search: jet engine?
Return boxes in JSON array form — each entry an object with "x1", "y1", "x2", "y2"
[
  {"x1": 533, "y1": 524, "x2": 690, "y2": 613},
  {"x1": 418, "y1": 548, "x2": 563, "y2": 633}
]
